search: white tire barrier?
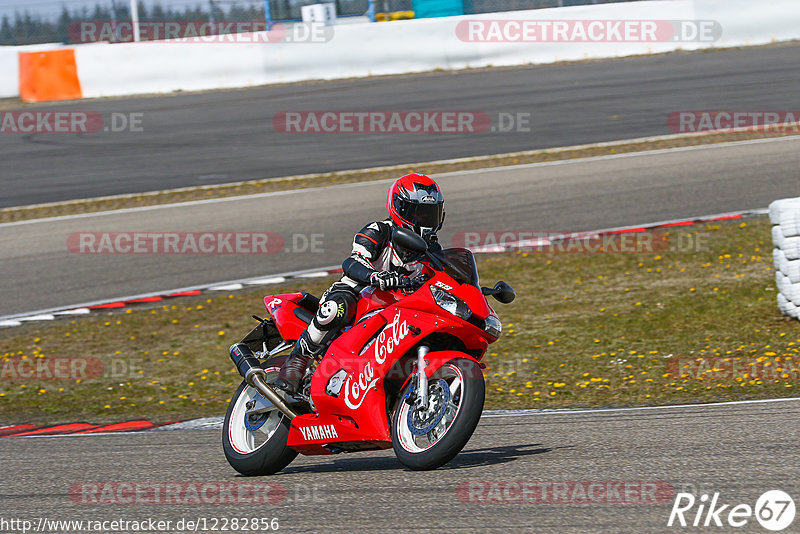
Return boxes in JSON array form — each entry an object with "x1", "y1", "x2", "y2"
[
  {"x1": 785, "y1": 260, "x2": 800, "y2": 285},
  {"x1": 769, "y1": 198, "x2": 800, "y2": 225},
  {"x1": 775, "y1": 273, "x2": 800, "y2": 303},
  {"x1": 778, "y1": 293, "x2": 798, "y2": 317},
  {"x1": 773, "y1": 249, "x2": 788, "y2": 274},
  {"x1": 785, "y1": 239, "x2": 800, "y2": 261},
  {"x1": 771, "y1": 210, "x2": 800, "y2": 237},
  {"x1": 771, "y1": 197, "x2": 800, "y2": 319}
]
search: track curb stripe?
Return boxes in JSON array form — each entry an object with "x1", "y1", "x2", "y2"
[
  {"x1": 0, "y1": 420, "x2": 168, "y2": 438},
  {"x1": 0, "y1": 424, "x2": 37, "y2": 437},
  {"x1": 70, "y1": 420, "x2": 162, "y2": 434},
  {"x1": 0, "y1": 208, "x2": 768, "y2": 325},
  {"x1": 8, "y1": 396, "x2": 800, "y2": 438},
  {"x1": 467, "y1": 209, "x2": 764, "y2": 254},
  {"x1": 9, "y1": 423, "x2": 99, "y2": 436},
  {"x1": 0, "y1": 267, "x2": 344, "y2": 325}
]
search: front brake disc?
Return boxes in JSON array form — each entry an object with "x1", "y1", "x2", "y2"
[{"x1": 407, "y1": 379, "x2": 451, "y2": 436}]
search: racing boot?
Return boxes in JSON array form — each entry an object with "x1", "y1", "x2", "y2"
[{"x1": 274, "y1": 331, "x2": 323, "y2": 395}]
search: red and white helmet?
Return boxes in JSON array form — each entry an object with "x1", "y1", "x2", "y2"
[{"x1": 387, "y1": 173, "x2": 445, "y2": 236}]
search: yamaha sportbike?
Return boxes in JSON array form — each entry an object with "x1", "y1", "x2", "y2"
[{"x1": 222, "y1": 228, "x2": 515, "y2": 474}]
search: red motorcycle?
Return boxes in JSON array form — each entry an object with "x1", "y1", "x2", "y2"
[{"x1": 222, "y1": 228, "x2": 515, "y2": 474}]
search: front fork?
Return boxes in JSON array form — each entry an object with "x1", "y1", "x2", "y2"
[{"x1": 415, "y1": 345, "x2": 429, "y2": 410}]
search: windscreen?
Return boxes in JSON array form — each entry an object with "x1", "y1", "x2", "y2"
[{"x1": 441, "y1": 248, "x2": 480, "y2": 287}]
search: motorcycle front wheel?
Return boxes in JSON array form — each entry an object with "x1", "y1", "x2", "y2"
[
  {"x1": 391, "y1": 357, "x2": 485, "y2": 470},
  {"x1": 222, "y1": 357, "x2": 298, "y2": 476}
]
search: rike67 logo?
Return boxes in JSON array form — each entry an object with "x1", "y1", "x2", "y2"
[{"x1": 668, "y1": 490, "x2": 795, "y2": 531}]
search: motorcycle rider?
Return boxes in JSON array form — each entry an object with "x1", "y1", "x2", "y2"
[{"x1": 274, "y1": 173, "x2": 445, "y2": 395}]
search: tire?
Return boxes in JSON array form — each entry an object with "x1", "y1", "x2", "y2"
[
  {"x1": 769, "y1": 198, "x2": 800, "y2": 227},
  {"x1": 774, "y1": 248, "x2": 789, "y2": 274},
  {"x1": 222, "y1": 358, "x2": 298, "y2": 476},
  {"x1": 391, "y1": 358, "x2": 484, "y2": 471},
  {"x1": 778, "y1": 293, "x2": 798, "y2": 318}
]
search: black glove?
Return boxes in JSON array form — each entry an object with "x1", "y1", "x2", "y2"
[{"x1": 370, "y1": 270, "x2": 407, "y2": 291}]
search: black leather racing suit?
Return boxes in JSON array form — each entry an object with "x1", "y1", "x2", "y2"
[{"x1": 291, "y1": 218, "x2": 433, "y2": 359}]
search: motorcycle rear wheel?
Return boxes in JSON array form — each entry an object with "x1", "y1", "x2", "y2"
[
  {"x1": 222, "y1": 357, "x2": 298, "y2": 476},
  {"x1": 391, "y1": 358, "x2": 485, "y2": 470}
]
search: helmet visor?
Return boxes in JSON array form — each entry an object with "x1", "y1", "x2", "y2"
[{"x1": 394, "y1": 196, "x2": 443, "y2": 229}]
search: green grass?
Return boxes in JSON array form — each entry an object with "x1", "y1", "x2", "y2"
[
  {"x1": 483, "y1": 216, "x2": 797, "y2": 407},
  {"x1": 0, "y1": 215, "x2": 796, "y2": 425}
]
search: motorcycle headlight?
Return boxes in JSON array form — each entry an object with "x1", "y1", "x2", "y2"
[
  {"x1": 484, "y1": 314, "x2": 502, "y2": 338},
  {"x1": 430, "y1": 286, "x2": 472, "y2": 321}
]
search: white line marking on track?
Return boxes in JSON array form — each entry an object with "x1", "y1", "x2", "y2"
[
  {"x1": 434, "y1": 135, "x2": 800, "y2": 180},
  {"x1": 481, "y1": 396, "x2": 800, "y2": 418},
  {"x1": 2, "y1": 134, "x2": 797, "y2": 228},
  {"x1": 0, "y1": 179, "x2": 398, "y2": 227}
]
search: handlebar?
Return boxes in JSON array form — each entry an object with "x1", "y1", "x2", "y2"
[{"x1": 398, "y1": 273, "x2": 429, "y2": 290}]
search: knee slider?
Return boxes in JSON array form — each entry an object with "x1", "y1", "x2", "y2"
[{"x1": 313, "y1": 291, "x2": 356, "y2": 331}]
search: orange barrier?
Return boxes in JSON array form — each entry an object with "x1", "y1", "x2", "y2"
[{"x1": 18, "y1": 49, "x2": 83, "y2": 102}]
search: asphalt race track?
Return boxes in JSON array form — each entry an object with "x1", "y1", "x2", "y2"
[
  {"x1": 1, "y1": 400, "x2": 798, "y2": 533},
  {"x1": 1, "y1": 136, "x2": 798, "y2": 317},
  {"x1": 2, "y1": 44, "x2": 800, "y2": 534},
  {"x1": 0, "y1": 43, "x2": 798, "y2": 207}
]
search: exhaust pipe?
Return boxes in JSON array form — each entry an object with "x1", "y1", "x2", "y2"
[{"x1": 229, "y1": 343, "x2": 299, "y2": 420}]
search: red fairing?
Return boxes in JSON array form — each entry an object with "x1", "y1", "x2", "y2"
[
  {"x1": 354, "y1": 286, "x2": 399, "y2": 319},
  {"x1": 266, "y1": 261, "x2": 501, "y2": 455},
  {"x1": 263, "y1": 293, "x2": 311, "y2": 343}
]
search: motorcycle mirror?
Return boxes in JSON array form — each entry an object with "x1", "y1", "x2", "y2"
[
  {"x1": 392, "y1": 227, "x2": 428, "y2": 254},
  {"x1": 493, "y1": 281, "x2": 516, "y2": 304},
  {"x1": 481, "y1": 281, "x2": 516, "y2": 304}
]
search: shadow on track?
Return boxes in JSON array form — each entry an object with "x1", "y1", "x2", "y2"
[
  {"x1": 440, "y1": 443, "x2": 558, "y2": 470},
  {"x1": 277, "y1": 443, "x2": 556, "y2": 475}
]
